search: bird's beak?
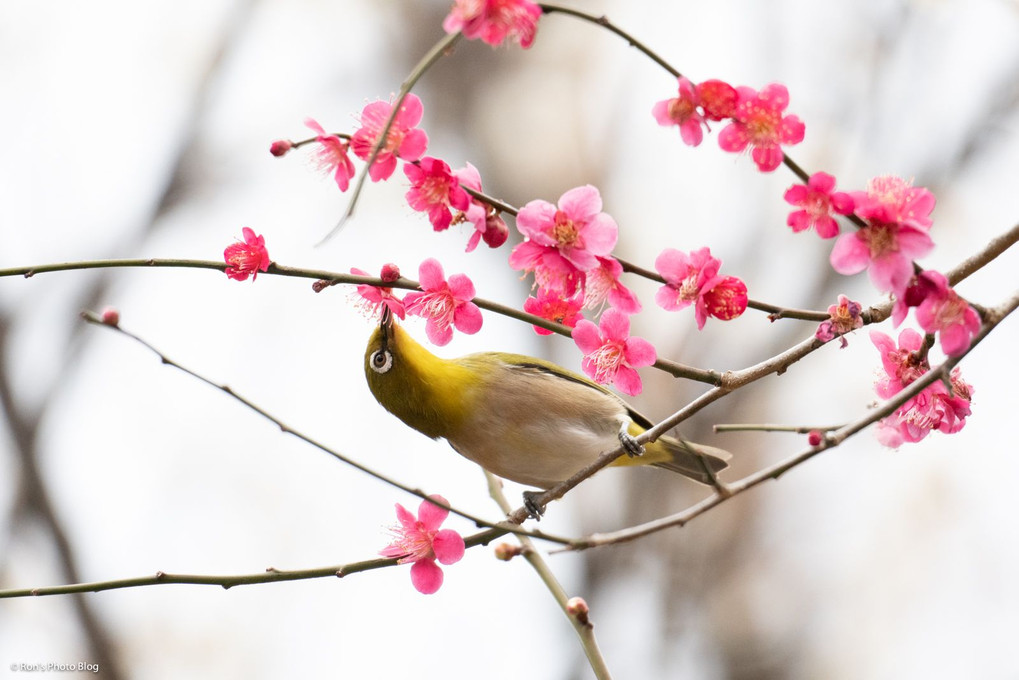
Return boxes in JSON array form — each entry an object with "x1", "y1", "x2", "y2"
[{"x1": 378, "y1": 306, "x2": 393, "y2": 350}]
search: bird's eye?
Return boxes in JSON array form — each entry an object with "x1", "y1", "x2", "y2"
[{"x1": 369, "y1": 349, "x2": 393, "y2": 374}]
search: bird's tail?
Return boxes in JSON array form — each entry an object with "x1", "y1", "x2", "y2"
[{"x1": 648, "y1": 436, "x2": 731, "y2": 485}]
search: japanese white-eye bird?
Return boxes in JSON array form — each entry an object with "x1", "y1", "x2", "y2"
[{"x1": 364, "y1": 309, "x2": 730, "y2": 514}]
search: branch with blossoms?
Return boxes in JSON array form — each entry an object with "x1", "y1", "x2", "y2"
[{"x1": 4, "y1": 2, "x2": 1019, "y2": 678}]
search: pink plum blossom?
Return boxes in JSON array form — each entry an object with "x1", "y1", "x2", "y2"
[
  {"x1": 584, "y1": 256, "x2": 641, "y2": 314},
  {"x1": 654, "y1": 247, "x2": 746, "y2": 329},
  {"x1": 523, "y1": 289, "x2": 584, "y2": 335},
  {"x1": 455, "y1": 163, "x2": 509, "y2": 252},
  {"x1": 830, "y1": 176, "x2": 936, "y2": 296},
  {"x1": 784, "y1": 172, "x2": 855, "y2": 239},
  {"x1": 223, "y1": 227, "x2": 271, "y2": 282},
  {"x1": 379, "y1": 495, "x2": 465, "y2": 595},
  {"x1": 404, "y1": 157, "x2": 470, "y2": 231},
  {"x1": 403, "y1": 258, "x2": 483, "y2": 346},
  {"x1": 652, "y1": 77, "x2": 706, "y2": 147},
  {"x1": 572, "y1": 308, "x2": 656, "y2": 396},
  {"x1": 443, "y1": 0, "x2": 542, "y2": 48},
  {"x1": 350, "y1": 94, "x2": 428, "y2": 182},
  {"x1": 913, "y1": 270, "x2": 981, "y2": 356},
  {"x1": 350, "y1": 266, "x2": 406, "y2": 320},
  {"x1": 718, "y1": 83, "x2": 805, "y2": 172},
  {"x1": 815, "y1": 294, "x2": 863, "y2": 348},
  {"x1": 304, "y1": 118, "x2": 356, "y2": 191},
  {"x1": 509, "y1": 185, "x2": 618, "y2": 296}
]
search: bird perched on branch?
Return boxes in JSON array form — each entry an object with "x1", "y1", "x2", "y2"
[{"x1": 364, "y1": 308, "x2": 729, "y2": 516}]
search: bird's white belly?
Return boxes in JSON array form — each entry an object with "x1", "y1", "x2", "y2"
[{"x1": 448, "y1": 420, "x2": 621, "y2": 489}]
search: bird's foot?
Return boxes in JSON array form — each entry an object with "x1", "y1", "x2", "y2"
[
  {"x1": 522, "y1": 491, "x2": 545, "y2": 520},
  {"x1": 619, "y1": 430, "x2": 644, "y2": 458}
]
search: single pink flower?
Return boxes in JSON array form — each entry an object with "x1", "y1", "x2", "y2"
[
  {"x1": 523, "y1": 289, "x2": 584, "y2": 335},
  {"x1": 652, "y1": 77, "x2": 706, "y2": 147},
  {"x1": 509, "y1": 185, "x2": 618, "y2": 297},
  {"x1": 513, "y1": 185, "x2": 619, "y2": 271},
  {"x1": 584, "y1": 256, "x2": 641, "y2": 315},
  {"x1": 455, "y1": 162, "x2": 509, "y2": 252},
  {"x1": 403, "y1": 258, "x2": 483, "y2": 346},
  {"x1": 815, "y1": 294, "x2": 863, "y2": 348},
  {"x1": 572, "y1": 308, "x2": 656, "y2": 396},
  {"x1": 913, "y1": 270, "x2": 981, "y2": 356},
  {"x1": 350, "y1": 267, "x2": 406, "y2": 320},
  {"x1": 379, "y1": 495, "x2": 465, "y2": 595},
  {"x1": 654, "y1": 247, "x2": 744, "y2": 328},
  {"x1": 304, "y1": 118, "x2": 356, "y2": 191},
  {"x1": 442, "y1": 0, "x2": 542, "y2": 48},
  {"x1": 784, "y1": 172, "x2": 855, "y2": 239},
  {"x1": 718, "y1": 83, "x2": 805, "y2": 172},
  {"x1": 224, "y1": 227, "x2": 271, "y2": 282},
  {"x1": 350, "y1": 94, "x2": 429, "y2": 182},
  {"x1": 404, "y1": 157, "x2": 470, "y2": 231},
  {"x1": 696, "y1": 79, "x2": 738, "y2": 121},
  {"x1": 830, "y1": 176, "x2": 936, "y2": 295}
]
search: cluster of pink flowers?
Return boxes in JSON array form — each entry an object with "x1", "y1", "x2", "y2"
[
  {"x1": 653, "y1": 77, "x2": 804, "y2": 172},
  {"x1": 272, "y1": 95, "x2": 510, "y2": 254},
  {"x1": 782, "y1": 168, "x2": 982, "y2": 356},
  {"x1": 379, "y1": 495, "x2": 465, "y2": 595},
  {"x1": 348, "y1": 258, "x2": 482, "y2": 347},
  {"x1": 870, "y1": 329, "x2": 973, "y2": 448},
  {"x1": 507, "y1": 185, "x2": 666, "y2": 393},
  {"x1": 442, "y1": 0, "x2": 542, "y2": 48}
]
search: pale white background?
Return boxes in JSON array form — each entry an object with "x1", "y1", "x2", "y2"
[{"x1": 1, "y1": 0, "x2": 1018, "y2": 678}]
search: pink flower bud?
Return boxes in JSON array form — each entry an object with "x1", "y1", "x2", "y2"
[
  {"x1": 269, "y1": 139, "x2": 293, "y2": 157},
  {"x1": 566, "y1": 597, "x2": 591, "y2": 626},
  {"x1": 100, "y1": 307, "x2": 120, "y2": 326},
  {"x1": 380, "y1": 263, "x2": 401, "y2": 283},
  {"x1": 807, "y1": 430, "x2": 823, "y2": 447}
]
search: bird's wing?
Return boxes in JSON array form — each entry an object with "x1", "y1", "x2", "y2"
[{"x1": 490, "y1": 353, "x2": 657, "y2": 430}]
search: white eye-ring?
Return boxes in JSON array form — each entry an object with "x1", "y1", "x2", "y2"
[{"x1": 369, "y1": 349, "x2": 393, "y2": 374}]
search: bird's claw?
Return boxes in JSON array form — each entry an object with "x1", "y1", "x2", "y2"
[
  {"x1": 619, "y1": 431, "x2": 644, "y2": 458},
  {"x1": 522, "y1": 491, "x2": 545, "y2": 520}
]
